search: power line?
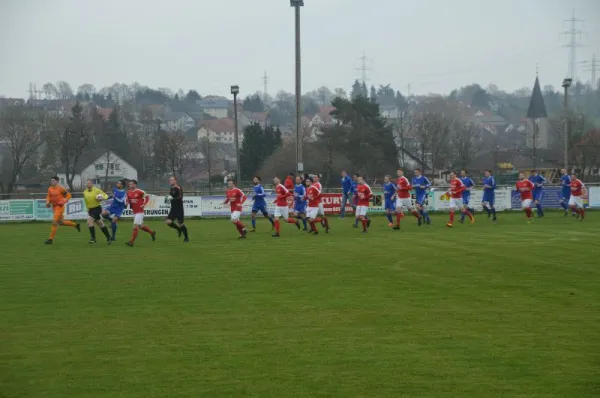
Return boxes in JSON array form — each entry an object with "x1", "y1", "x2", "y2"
[
  {"x1": 581, "y1": 54, "x2": 599, "y2": 86},
  {"x1": 561, "y1": 9, "x2": 585, "y2": 81},
  {"x1": 354, "y1": 51, "x2": 371, "y2": 85}
]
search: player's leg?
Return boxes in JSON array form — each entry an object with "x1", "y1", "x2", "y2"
[
  {"x1": 462, "y1": 202, "x2": 474, "y2": 223},
  {"x1": 127, "y1": 217, "x2": 140, "y2": 246},
  {"x1": 250, "y1": 209, "x2": 258, "y2": 231},
  {"x1": 460, "y1": 198, "x2": 467, "y2": 222},
  {"x1": 177, "y1": 213, "x2": 189, "y2": 241},
  {"x1": 86, "y1": 212, "x2": 97, "y2": 243},
  {"x1": 261, "y1": 208, "x2": 275, "y2": 226},
  {"x1": 357, "y1": 206, "x2": 368, "y2": 232},
  {"x1": 91, "y1": 208, "x2": 110, "y2": 242},
  {"x1": 110, "y1": 214, "x2": 119, "y2": 240},
  {"x1": 139, "y1": 215, "x2": 155, "y2": 239},
  {"x1": 307, "y1": 208, "x2": 318, "y2": 233},
  {"x1": 46, "y1": 210, "x2": 61, "y2": 244},
  {"x1": 166, "y1": 210, "x2": 182, "y2": 234},
  {"x1": 535, "y1": 193, "x2": 544, "y2": 216},
  {"x1": 393, "y1": 198, "x2": 403, "y2": 228},
  {"x1": 522, "y1": 199, "x2": 533, "y2": 221}
]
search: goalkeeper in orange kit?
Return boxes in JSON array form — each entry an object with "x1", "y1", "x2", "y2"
[{"x1": 44, "y1": 176, "x2": 81, "y2": 244}]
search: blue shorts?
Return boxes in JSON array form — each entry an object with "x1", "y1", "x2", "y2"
[
  {"x1": 415, "y1": 195, "x2": 427, "y2": 206},
  {"x1": 107, "y1": 206, "x2": 124, "y2": 218},
  {"x1": 294, "y1": 203, "x2": 307, "y2": 213},
  {"x1": 533, "y1": 191, "x2": 543, "y2": 201},
  {"x1": 482, "y1": 193, "x2": 495, "y2": 206},
  {"x1": 559, "y1": 191, "x2": 571, "y2": 202},
  {"x1": 252, "y1": 204, "x2": 268, "y2": 215},
  {"x1": 384, "y1": 197, "x2": 395, "y2": 211},
  {"x1": 462, "y1": 195, "x2": 471, "y2": 206}
]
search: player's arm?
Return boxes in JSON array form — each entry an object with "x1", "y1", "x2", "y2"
[
  {"x1": 172, "y1": 187, "x2": 181, "y2": 200},
  {"x1": 96, "y1": 188, "x2": 109, "y2": 200},
  {"x1": 141, "y1": 190, "x2": 149, "y2": 207},
  {"x1": 114, "y1": 190, "x2": 125, "y2": 203},
  {"x1": 46, "y1": 189, "x2": 51, "y2": 207},
  {"x1": 62, "y1": 188, "x2": 72, "y2": 205},
  {"x1": 239, "y1": 189, "x2": 247, "y2": 204}
]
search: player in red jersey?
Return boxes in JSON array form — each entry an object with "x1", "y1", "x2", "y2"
[
  {"x1": 271, "y1": 176, "x2": 300, "y2": 237},
  {"x1": 442, "y1": 171, "x2": 474, "y2": 227},
  {"x1": 305, "y1": 178, "x2": 324, "y2": 234},
  {"x1": 223, "y1": 179, "x2": 248, "y2": 239},
  {"x1": 393, "y1": 168, "x2": 422, "y2": 230},
  {"x1": 311, "y1": 174, "x2": 330, "y2": 232},
  {"x1": 568, "y1": 173, "x2": 586, "y2": 220},
  {"x1": 125, "y1": 180, "x2": 156, "y2": 246},
  {"x1": 355, "y1": 175, "x2": 373, "y2": 233},
  {"x1": 515, "y1": 172, "x2": 535, "y2": 223}
]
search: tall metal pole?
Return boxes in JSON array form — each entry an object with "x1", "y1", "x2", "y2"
[
  {"x1": 293, "y1": 1, "x2": 303, "y2": 174},
  {"x1": 532, "y1": 120, "x2": 537, "y2": 170},
  {"x1": 563, "y1": 85, "x2": 569, "y2": 171},
  {"x1": 233, "y1": 93, "x2": 241, "y2": 187}
]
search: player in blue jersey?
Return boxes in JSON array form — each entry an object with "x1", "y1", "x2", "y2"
[
  {"x1": 102, "y1": 179, "x2": 127, "y2": 241},
  {"x1": 528, "y1": 169, "x2": 546, "y2": 217},
  {"x1": 558, "y1": 168, "x2": 574, "y2": 216},
  {"x1": 459, "y1": 170, "x2": 475, "y2": 223},
  {"x1": 250, "y1": 176, "x2": 274, "y2": 232},
  {"x1": 382, "y1": 175, "x2": 396, "y2": 226},
  {"x1": 292, "y1": 175, "x2": 308, "y2": 230},
  {"x1": 412, "y1": 168, "x2": 431, "y2": 224},
  {"x1": 481, "y1": 169, "x2": 497, "y2": 222}
]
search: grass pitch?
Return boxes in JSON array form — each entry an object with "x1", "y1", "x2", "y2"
[{"x1": 1, "y1": 212, "x2": 599, "y2": 397}]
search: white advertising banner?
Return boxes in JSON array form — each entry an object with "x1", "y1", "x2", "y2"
[
  {"x1": 588, "y1": 187, "x2": 600, "y2": 208},
  {"x1": 432, "y1": 189, "x2": 512, "y2": 211},
  {"x1": 201, "y1": 195, "x2": 278, "y2": 216},
  {"x1": 116, "y1": 195, "x2": 203, "y2": 218}
]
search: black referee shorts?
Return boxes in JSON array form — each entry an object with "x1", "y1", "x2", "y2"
[
  {"x1": 167, "y1": 207, "x2": 184, "y2": 223},
  {"x1": 88, "y1": 206, "x2": 102, "y2": 221}
]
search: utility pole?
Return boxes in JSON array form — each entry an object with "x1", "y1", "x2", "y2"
[
  {"x1": 354, "y1": 51, "x2": 371, "y2": 85},
  {"x1": 561, "y1": 9, "x2": 584, "y2": 80},
  {"x1": 562, "y1": 78, "x2": 573, "y2": 171},
  {"x1": 581, "y1": 54, "x2": 599, "y2": 87},
  {"x1": 291, "y1": 0, "x2": 304, "y2": 174},
  {"x1": 262, "y1": 71, "x2": 269, "y2": 106}
]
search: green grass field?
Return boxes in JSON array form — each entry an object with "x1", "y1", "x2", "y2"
[{"x1": 1, "y1": 212, "x2": 599, "y2": 397}]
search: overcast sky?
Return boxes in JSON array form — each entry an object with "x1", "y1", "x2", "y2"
[{"x1": 1, "y1": 0, "x2": 599, "y2": 99}]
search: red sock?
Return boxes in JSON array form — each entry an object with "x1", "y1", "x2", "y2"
[
  {"x1": 525, "y1": 208, "x2": 532, "y2": 218},
  {"x1": 131, "y1": 226, "x2": 139, "y2": 242},
  {"x1": 274, "y1": 219, "x2": 280, "y2": 233},
  {"x1": 310, "y1": 221, "x2": 317, "y2": 231},
  {"x1": 463, "y1": 209, "x2": 472, "y2": 218},
  {"x1": 234, "y1": 221, "x2": 245, "y2": 233},
  {"x1": 580, "y1": 208, "x2": 585, "y2": 219},
  {"x1": 141, "y1": 225, "x2": 153, "y2": 234},
  {"x1": 314, "y1": 217, "x2": 322, "y2": 223},
  {"x1": 286, "y1": 217, "x2": 297, "y2": 224},
  {"x1": 361, "y1": 218, "x2": 368, "y2": 231},
  {"x1": 395, "y1": 213, "x2": 402, "y2": 226},
  {"x1": 323, "y1": 217, "x2": 329, "y2": 228},
  {"x1": 449, "y1": 211, "x2": 455, "y2": 223},
  {"x1": 412, "y1": 210, "x2": 420, "y2": 218}
]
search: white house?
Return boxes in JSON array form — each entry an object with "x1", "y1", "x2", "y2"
[
  {"x1": 197, "y1": 97, "x2": 229, "y2": 119},
  {"x1": 197, "y1": 118, "x2": 243, "y2": 145},
  {"x1": 160, "y1": 112, "x2": 196, "y2": 132},
  {"x1": 56, "y1": 149, "x2": 137, "y2": 189}
]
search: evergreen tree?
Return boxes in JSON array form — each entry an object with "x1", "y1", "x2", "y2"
[
  {"x1": 370, "y1": 85, "x2": 377, "y2": 103},
  {"x1": 350, "y1": 80, "x2": 363, "y2": 99}
]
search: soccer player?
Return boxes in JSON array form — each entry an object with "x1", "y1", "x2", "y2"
[
  {"x1": 529, "y1": 169, "x2": 546, "y2": 217},
  {"x1": 412, "y1": 168, "x2": 432, "y2": 224},
  {"x1": 459, "y1": 169, "x2": 475, "y2": 223},
  {"x1": 311, "y1": 174, "x2": 330, "y2": 232},
  {"x1": 559, "y1": 168, "x2": 573, "y2": 216},
  {"x1": 165, "y1": 176, "x2": 189, "y2": 242},
  {"x1": 44, "y1": 176, "x2": 80, "y2": 244},
  {"x1": 355, "y1": 175, "x2": 373, "y2": 233},
  {"x1": 292, "y1": 175, "x2": 308, "y2": 231},
  {"x1": 250, "y1": 176, "x2": 274, "y2": 232},
  {"x1": 305, "y1": 178, "x2": 323, "y2": 234},
  {"x1": 271, "y1": 176, "x2": 300, "y2": 237},
  {"x1": 383, "y1": 175, "x2": 396, "y2": 226},
  {"x1": 125, "y1": 180, "x2": 156, "y2": 246},
  {"x1": 393, "y1": 168, "x2": 421, "y2": 230},
  {"x1": 443, "y1": 171, "x2": 474, "y2": 227},
  {"x1": 284, "y1": 173, "x2": 295, "y2": 191},
  {"x1": 102, "y1": 179, "x2": 126, "y2": 241},
  {"x1": 224, "y1": 179, "x2": 248, "y2": 238},
  {"x1": 516, "y1": 172, "x2": 535, "y2": 223},
  {"x1": 481, "y1": 169, "x2": 497, "y2": 222},
  {"x1": 82, "y1": 179, "x2": 111, "y2": 244},
  {"x1": 340, "y1": 170, "x2": 354, "y2": 218},
  {"x1": 568, "y1": 173, "x2": 586, "y2": 220}
]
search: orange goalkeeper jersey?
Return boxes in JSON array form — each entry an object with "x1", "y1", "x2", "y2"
[{"x1": 47, "y1": 185, "x2": 71, "y2": 207}]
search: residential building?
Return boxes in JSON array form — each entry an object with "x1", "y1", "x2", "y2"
[
  {"x1": 56, "y1": 149, "x2": 137, "y2": 189},
  {"x1": 0, "y1": 98, "x2": 26, "y2": 108},
  {"x1": 197, "y1": 96, "x2": 229, "y2": 119},
  {"x1": 160, "y1": 112, "x2": 196, "y2": 132},
  {"x1": 197, "y1": 118, "x2": 242, "y2": 145}
]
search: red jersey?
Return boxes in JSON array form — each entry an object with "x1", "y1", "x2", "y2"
[
  {"x1": 396, "y1": 176, "x2": 412, "y2": 199},
  {"x1": 306, "y1": 185, "x2": 321, "y2": 207},
  {"x1": 127, "y1": 188, "x2": 149, "y2": 214},
  {"x1": 515, "y1": 179, "x2": 534, "y2": 200},
  {"x1": 570, "y1": 179, "x2": 584, "y2": 197},
  {"x1": 284, "y1": 177, "x2": 294, "y2": 191},
  {"x1": 356, "y1": 184, "x2": 372, "y2": 206},
  {"x1": 275, "y1": 184, "x2": 291, "y2": 206},
  {"x1": 225, "y1": 187, "x2": 246, "y2": 212},
  {"x1": 312, "y1": 181, "x2": 323, "y2": 204},
  {"x1": 449, "y1": 178, "x2": 465, "y2": 199}
]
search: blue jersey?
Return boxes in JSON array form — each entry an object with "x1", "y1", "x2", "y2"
[
  {"x1": 529, "y1": 174, "x2": 546, "y2": 200},
  {"x1": 412, "y1": 175, "x2": 431, "y2": 204},
  {"x1": 560, "y1": 174, "x2": 571, "y2": 199},
  {"x1": 460, "y1": 177, "x2": 475, "y2": 202},
  {"x1": 351, "y1": 181, "x2": 358, "y2": 204},
  {"x1": 341, "y1": 175, "x2": 353, "y2": 194},
  {"x1": 108, "y1": 188, "x2": 126, "y2": 216},
  {"x1": 383, "y1": 182, "x2": 396, "y2": 210},
  {"x1": 294, "y1": 184, "x2": 307, "y2": 212},
  {"x1": 252, "y1": 184, "x2": 267, "y2": 209},
  {"x1": 482, "y1": 176, "x2": 496, "y2": 204}
]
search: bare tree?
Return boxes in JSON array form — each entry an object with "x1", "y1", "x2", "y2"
[
  {"x1": 77, "y1": 84, "x2": 97, "y2": 98},
  {"x1": 56, "y1": 81, "x2": 74, "y2": 100},
  {"x1": 156, "y1": 131, "x2": 196, "y2": 183},
  {"x1": 412, "y1": 112, "x2": 451, "y2": 173},
  {"x1": 452, "y1": 121, "x2": 480, "y2": 169},
  {"x1": 549, "y1": 108, "x2": 589, "y2": 170},
  {"x1": 49, "y1": 102, "x2": 95, "y2": 189},
  {"x1": 0, "y1": 105, "x2": 44, "y2": 195},
  {"x1": 42, "y1": 82, "x2": 58, "y2": 99}
]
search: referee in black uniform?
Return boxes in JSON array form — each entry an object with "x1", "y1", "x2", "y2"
[{"x1": 165, "y1": 176, "x2": 189, "y2": 242}]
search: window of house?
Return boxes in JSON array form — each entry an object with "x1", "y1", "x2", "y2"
[{"x1": 95, "y1": 164, "x2": 104, "y2": 171}]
